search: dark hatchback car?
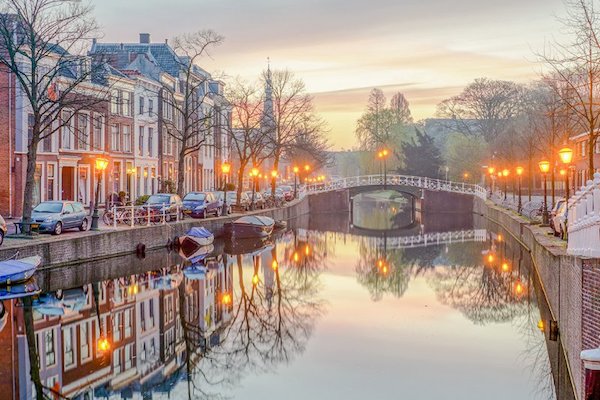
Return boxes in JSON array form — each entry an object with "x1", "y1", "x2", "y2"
[
  {"x1": 31, "y1": 201, "x2": 89, "y2": 235},
  {"x1": 182, "y1": 192, "x2": 222, "y2": 218},
  {"x1": 144, "y1": 193, "x2": 183, "y2": 221}
]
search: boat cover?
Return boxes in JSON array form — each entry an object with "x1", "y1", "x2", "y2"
[
  {"x1": 186, "y1": 227, "x2": 213, "y2": 239},
  {"x1": 0, "y1": 256, "x2": 41, "y2": 276},
  {"x1": 234, "y1": 215, "x2": 274, "y2": 226}
]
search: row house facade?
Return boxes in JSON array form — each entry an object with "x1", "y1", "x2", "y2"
[{"x1": 570, "y1": 131, "x2": 600, "y2": 189}]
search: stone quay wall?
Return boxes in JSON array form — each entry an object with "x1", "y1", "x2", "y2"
[
  {"x1": 0, "y1": 196, "x2": 310, "y2": 268},
  {"x1": 475, "y1": 198, "x2": 590, "y2": 400}
]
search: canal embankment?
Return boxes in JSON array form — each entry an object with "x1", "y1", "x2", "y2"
[
  {"x1": 475, "y1": 198, "x2": 595, "y2": 400},
  {"x1": 0, "y1": 196, "x2": 310, "y2": 268}
]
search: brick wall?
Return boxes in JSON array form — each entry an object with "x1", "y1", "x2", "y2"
[{"x1": 0, "y1": 69, "x2": 16, "y2": 217}]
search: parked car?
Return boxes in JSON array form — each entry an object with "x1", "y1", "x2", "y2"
[
  {"x1": 144, "y1": 193, "x2": 183, "y2": 221},
  {"x1": 0, "y1": 214, "x2": 6, "y2": 245},
  {"x1": 245, "y1": 191, "x2": 266, "y2": 209},
  {"x1": 30, "y1": 201, "x2": 89, "y2": 235},
  {"x1": 227, "y1": 191, "x2": 251, "y2": 211},
  {"x1": 550, "y1": 198, "x2": 566, "y2": 233},
  {"x1": 278, "y1": 185, "x2": 294, "y2": 201},
  {"x1": 182, "y1": 192, "x2": 222, "y2": 218},
  {"x1": 552, "y1": 201, "x2": 568, "y2": 238},
  {"x1": 214, "y1": 191, "x2": 232, "y2": 215}
]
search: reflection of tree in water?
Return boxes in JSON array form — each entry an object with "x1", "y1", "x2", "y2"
[
  {"x1": 355, "y1": 235, "x2": 442, "y2": 301},
  {"x1": 175, "y1": 232, "x2": 326, "y2": 399},
  {"x1": 427, "y1": 241, "x2": 531, "y2": 325}
]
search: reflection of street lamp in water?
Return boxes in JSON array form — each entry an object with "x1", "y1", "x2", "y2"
[{"x1": 92, "y1": 282, "x2": 110, "y2": 353}]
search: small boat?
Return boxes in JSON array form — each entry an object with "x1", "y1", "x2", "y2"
[
  {"x1": 179, "y1": 244, "x2": 214, "y2": 263},
  {"x1": 274, "y1": 220, "x2": 287, "y2": 230},
  {"x1": 224, "y1": 216, "x2": 275, "y2": 239},
  {"x1": 224, "y1": 237, "x2": 273, "y2": 256},
  {"x1": 183, "y1": 264, "x2": 208, "y2": 281},
  {"x1": 178, "y1": 228, "x2": 214, "y2": 258},
  {"x1": 0, "y1": 256, "x2": 41, "y2": 286},
  {"x1": 0, "y1": 279, "x2": 41, "y2": 300}
]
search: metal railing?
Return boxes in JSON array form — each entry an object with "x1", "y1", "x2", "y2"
[
  {"x1": 305, "y1": 175, "x2": 488, "y2": 200},
  {"x1": 102, "y1": 203, "x2": 183, "y2": 228},
  {"x1": 568, "y1": 173, "x2": 600, "y2": 257},
  {"x1": 375, "y1": 229, "x2": 488, "y2": 250}
]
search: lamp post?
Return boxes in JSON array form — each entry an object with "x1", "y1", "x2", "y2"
[
  {"x1": 539, "y1": 160, "x2": 551, "y2": 224},
  {"x1": 91, "y1": 157, "x2": 109, "y2": 231},
  {"x1": 502, "y1": 168, "x2": 510, "y2": 200},
  {"x1": 378, "y1": 149, "x2": 389, "y2": 189},
  {"x1": 558, "y1": 147, "x2": 573, "y2": 201},
  {"x1": 293, "y1": 166, "x2": 299, "y2": 199},
  {"x1": 488, "y1": 166, "x2": 496, "y2": 194},
  {"x1": 251, "y1": 167, "x2": 259, "y2": 210},
  {"x1": 516, "y1": 166, "x2": 524, "y2": 214},
  {"x1": 222, "y1": 161, "x2": 231, "y2": 215}
]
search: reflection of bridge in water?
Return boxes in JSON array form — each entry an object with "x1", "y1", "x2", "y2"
[{"x1": 373, "y1": 229, "x2": 488, "y2": 250}]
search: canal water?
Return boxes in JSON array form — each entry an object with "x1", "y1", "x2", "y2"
[{"x1": 0, "y1": 208, "x2": 576, "y2": 399}]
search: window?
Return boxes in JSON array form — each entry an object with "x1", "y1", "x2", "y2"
[
  {"x1": 61, "y1": 110, "x2": 73, "y2": 149},
  {"x1": 44, "y1": 330, "x2": 55, "y2": 366},
  {"x1": 111, "y1": 90, "x2": 120, "y2": 114},
  {"x1": 113, "y1": 349, "x2": 121, "y2": 374},
  {"x1": 139, "y1": 96, "x2": 145, "y2": 115},
  {"x1": 125, "y1": 343, "x2": 134, "y2": 370},
  {"x1": 124, "y1": 308, "x2": 132, "y2": 338},
  {"x1": 122, "y1": 92, "x2": 131, "y2": 116},
  {"x1": 76, "y1": 114, "x2": 89, "y2": 150},
  {"x1": 581, "y1": 140, "x2": 588, "y2": 157},
  {"x1": 27, "y1": 113, "x2": 34, "y2": 144},
  {"x1": 150, "y1": 338, "x2": 156, "y2": 356},
  {"x1": 140, "y1": 301, "x2": 146, "y2": 331},
  {"x1": 111, "y1": 124, "x2": 120, "y2": 151},
  {"x1": 80, "y1": 322, "x2": 91, "y2": 361},
  {"x1": 148, "y1": 128, "x2": 153, "y2": 156},
  {"x1": 162, "y1": 133, "x2": 167, "y2": 155},
  {"x1": 123, "y1": 125, "x2": 131, "y2": 153},
  {"x1": 149, "y1": 298, "x2": 155, "y2": 327},
  {"x1": 47, "y1": 164, "x2": 55, "y2": 200},
  {"x1": 140, "y1": 342, "x2": 147, "y2": 362},
  {"x1": 112, "y1": 313, "x2": 121, "y2": 342},
  {"x1": 63, "y1": 326, "x2": 75, "y2": 368},
  {"x1": 138, "y1": 126, "x2": 144, "y2": 156},
  {"x1": 94, "y1": 116, "x2": 104, "y2": 151},
  {"x1": 113, "y1": 161, "x2": 121, "y2": 194},
  {"x1": 148, "y1": 99, "x2": 154, "y2": 116}
]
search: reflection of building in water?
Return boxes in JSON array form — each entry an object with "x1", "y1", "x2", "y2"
[{"x1": 2, "y1": 258, "x2": 234, "y2": 399}]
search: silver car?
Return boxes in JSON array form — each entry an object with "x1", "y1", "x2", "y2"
[{"x1": 30, "y1": 201, "x2": 89, "y2": 235}]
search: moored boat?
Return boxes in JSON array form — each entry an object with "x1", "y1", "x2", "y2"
[
  {"x1": 0, "y1": 256, "x2": 41, "y2": 286},
  {"x1": 224, "y1": 216, "x2": 275, "y2": 239},
  {"x1": 177, "y1": 227, "x2": 214, "y2": 259}
]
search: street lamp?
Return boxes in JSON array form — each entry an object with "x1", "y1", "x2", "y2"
[
  {"x1": 251, "y1": 167, "x2": 259, "y2": 210},
  {"x1": 222, "y1": 161, "x2": 231, "y2": 215},
  {"x1": 558, "y1": 146, "x2": 573, "y2": 201},
  {"x1": 378, "y1": 149, "x2": 390, "y2": 189},
  {"x1": 516, "y1": 166, "x2": 524, "y2": 214},
  {"x1": 487, "y1": 166, "x2": 496, "y2": 193},
  {"x1": 502, "y1": 168, "x2": 510, "y2": 200},
  {"x1": 539, "y1": 160, "x2": 551, "y2": 224},
  {"x1": 293, "y1": 166, "x2": 299, "y2": 199},
  {"x1": 91, "y1": 157, "x2": 109, "y2": 231}
]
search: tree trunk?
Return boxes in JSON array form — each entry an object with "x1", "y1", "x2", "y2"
[
  {"x1": 589, "y1": 132, "x2": 596, "y2": 182},
  {"x1": 271, "y1": 152, "x2": 280, "y2": 197},
  {"x1": 22, "y1": 128, "x2": 41, "y2": 235},
  {"x1": 23, "y1": 297, "x2": 44, "y2": 400},
  {"x1": 237, "y1": 160, "x2": 247, "y2": 204},
  {"x1": 177, "y1": 148, "x2": 186, "y2": 197}
]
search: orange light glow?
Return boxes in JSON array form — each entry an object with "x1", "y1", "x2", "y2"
[
  {"x1": 560, "y1": 169, "x2": 566, "y2": 176},
  {"x1": 538, "y1": 160, "x2": 550, "y2": 174},
  {"x1": 487, "y1": 254, "x2": 495, "y2": 263},
  {"x1": 537, "y1": 320, "x2": 545, "y2": 332},
  {"x1": 515, "y1": 281, "x2": 524, "y2": 295},
  {"x1": 251, "y1": 167, "x2": 259, "y2": 177},
  {"x1": 98, "y1": 337, "x2": 110, "y2": 352},
  {"x1": 304, "y1": 245, "x2": 310, "y2": 256},
  {"x1": 293, "y1": 166, "x2": 299, "y2": 174},
  {"x1": 95, "y1": 157, "x2": 109, "y2": 172},
  {"x1": 221, "y1": 162, "x2": 231, "y2": 174},
  {"x1": 502, "y1": 168, "x2": 509, "y2": 177},
  {"x1": 293, "y1": 252, "x2": 299, "y2": 262},
  {"x1": 501, "y1": 262, "x2": 510, "y2": 272},
  {"x1": 558, "y1": 147, "x2": 574, "y2": 165},
  {"x1": 271, "y1": 170, "x2": 278, "y2": 178},
  {"x1": 516, "y1": 166, "x2": 524, "y2": 176},
  {"x1": 252, "y1": 274, "x2": 259, "y2": 286},
  {"x1": 271, "y1": 260, "x2": 278, "y2": 270},
  {"x1": 497, "y1": 234, "x2": 503, "y2": 242},
  {"x1": 488, "y1": 167, "x2": 496, "y2": 175},
  {"x1": 304, "y1": 165, "x2": 310, "y2": 172},
  {"x1": 222, "y1": 292, "x2": 232, "y2": 305},
  {"x1": 382, "y1": 265, "x2": 389, "y2": 274}
]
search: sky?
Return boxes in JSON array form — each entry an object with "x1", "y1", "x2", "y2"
[{"x1": 93, "y1": 0, "x2": 568, "y2": 149}]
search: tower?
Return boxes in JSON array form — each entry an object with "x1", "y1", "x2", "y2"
[{"x1": 262, "y1": 58, "x2": 274, "y2": 133}]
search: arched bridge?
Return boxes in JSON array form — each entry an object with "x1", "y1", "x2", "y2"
[
  {"x1": 305, "y1": 175, "x2": 487, "y2": 200},
  {"x1": 374, "y1": 229, "x2": 488, "y2": 250}
]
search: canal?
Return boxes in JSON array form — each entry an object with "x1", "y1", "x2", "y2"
[{"x1": 0, "y1": 204, "x2": 576, "y2": 399}]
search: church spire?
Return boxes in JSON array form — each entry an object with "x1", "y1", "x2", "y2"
[{"x1": 262, "y1": 57, "x2": 274, "y2": 132}]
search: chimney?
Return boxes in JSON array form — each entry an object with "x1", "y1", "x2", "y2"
[{"x1": 139, "y1": 33, "x2": 150, "y2": 44}]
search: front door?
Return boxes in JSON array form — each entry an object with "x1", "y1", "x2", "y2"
[{"x1": 61, "y1": 166, "x2": 75, "y2": 201}]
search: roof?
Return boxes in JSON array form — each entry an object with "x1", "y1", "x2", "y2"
[{"x1": 91, "y1": 42, "x2": 183, "y2": 77}]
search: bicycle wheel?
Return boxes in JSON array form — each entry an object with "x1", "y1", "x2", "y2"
[
  {"x1": 102, "y1": 211, "x2": 114, "y2": 225},
  {"x1": 121, "y1": 210, "x2": 134, "y2": 225}
]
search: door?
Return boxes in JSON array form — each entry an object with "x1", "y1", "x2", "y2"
[
  {"x1": 61, "y1": 166, "x2": 75, "y2": 201},
  {"x1": 62, "y1": 203, "x2": 77, "y2": 228}
]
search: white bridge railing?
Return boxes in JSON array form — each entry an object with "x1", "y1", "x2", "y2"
[
  {"x1": 305, "y1": 175, "x2": 487, "y2": 200},
  {"x1": 568, "y1": 173, "x2": 600, "y2": 257},
  {"x1": 375, "y1": 229, "x2": 488, "y2": 250}
]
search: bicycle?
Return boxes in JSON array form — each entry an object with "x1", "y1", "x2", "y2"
[{"x1": 102, "y1": 206, "x2": 134, "y2": 226}]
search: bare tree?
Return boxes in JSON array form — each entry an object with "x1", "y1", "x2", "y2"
[
  {"x1": 355, "y1": 88, "x2": 395, "y2": 150},
  {"x1": 160, "y1": 30, "x2": 223, "y2": 197},
  {"x1": 540, "y1": 0, "x2": 600, "y2": 177},
  {"x1": 226, "y1": 79, "x2": 271, "y2": 203},
  {"x1": 0, "y1": 0, "x2": 104, "y2": 232},
  {"x1": 390, "y1": 92, "x2": 413, "y2": 125}
]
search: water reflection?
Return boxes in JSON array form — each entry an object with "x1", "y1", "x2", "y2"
[
  {"x1": 352, "y1": 190, "x2": 415, "y2": 230},
  {"x1": 0, "y1": 222, "x2": 574, "y2": 400}
]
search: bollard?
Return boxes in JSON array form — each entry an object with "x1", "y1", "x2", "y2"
[
  {"x1": 581, "y1": 347, "x2": 600, "y2": 399},
  {"x1": 113, "y1": 205, "x2": 117, "y2": 229}
]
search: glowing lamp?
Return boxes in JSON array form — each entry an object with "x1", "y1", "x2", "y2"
[
  {"x1": 222, "y1": 293, "x2": 232, "y2": 305},
  {"x1": 516, "y1": 166, "x2": 524, "y2": 176},
  {"x1": 488, "y1": 167, "x2": 495, "y2": 175},
  {"x1": 537, "y1": 320, "x2": 545, "y2": 332},
  {"x1": 305, "y1": 245, "x2": 310, "y2": 256},
  {"x1": 271, "y1": 260, "x2": 278, "y2": 270},
  {"x1": 487, "y1": 254, "x2": 495, "y2": 263},
  {"x1": 97, "y1": 337, "x2": 110, "y2": 352},
  {"x1": 501, "y1": 262, "x2": 510, "y2": 272},
  {"x1": 538, "y1": 160, "x2": 550, "y2": 174},
  {"x1": 293, "y1": 166, "x2": 299, "y2": 174},
  {"x1": 271, "y1": 170, "x2": 278, "y2": 178},
  {"x1": 558, "y1": 147, "x2": 573, "y2": 165},
  {"x1": 560, "y1": 169, "x2": 567, "y2": 176},
  {"x1": 252, "y1": 274, "x2": 259, "y2": 286},
  {"x1": 95, "y1": 157, "x2": 109, "y2": 172},
  {"x1": 497, "y1": 234, "x2": 503, "y2": 242},
  {"x1": 251, "y1": 167, "x2": 259, "y2": 177},
  {"x1": 515, "y1": 281, "x2": 524, "y2": 295},
  {"x1": 304, "y1": 165, "x2": 310, "y2": 172},
  {"x1": 502, "y1": 168, "x2": 509, "y2": 177},
  {"x1": 293, "y1": 252, "x2": 299, "y2": 262},
  {"x1": 222, "y1": 162, "x2": 231, "y2": 174}
]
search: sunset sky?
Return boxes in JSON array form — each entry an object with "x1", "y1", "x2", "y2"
[{"x1": 94, "y1": 0, "x2": 567, "y2": 149}]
